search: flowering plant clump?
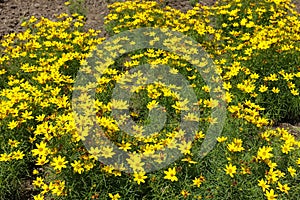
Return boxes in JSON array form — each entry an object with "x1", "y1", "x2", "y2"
[
  {"x1": 210, "y1": 0, "x2": 300, "y2": 123},
  {"x1": 105, "y1": 0, "x2": 300, "y2": 123},
  {"x1": 0, "y1": 13, "x2": 105, "y2": 199},
  {"x1": 0, "y1": 0, "x2": 300, "y2": 200}
]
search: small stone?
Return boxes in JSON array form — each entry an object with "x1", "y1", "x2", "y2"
[{"x1": 34, "y1": 3, "x2": 40, "y2": 8}]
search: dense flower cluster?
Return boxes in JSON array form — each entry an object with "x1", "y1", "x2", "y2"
[
  {"x1": 0, "y1": 0, "x2": 300, "y2": 199},
  {"x1": 0, "y1": 13, "x2": 105, "y2": 199}
]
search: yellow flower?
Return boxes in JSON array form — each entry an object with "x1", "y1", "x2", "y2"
[
  {"x1": 8, "y1": 139, "x2": 20, "y2": 148},
  {"x1": 217, "y1": 136, "x2": 227, "y2": 143},
  {"x1": 51, "y1": 180, "x2": 66, "y2": 196},
  {"x1": 84, "y1": 162, "x2": 94, "y2": 171},
  {"x1": 126, "y1": 154, "x2": 145, "y2": 172},
  {"x1": 271, "y1": 87, "x2": 280, "y2": 94},
  {"x1": 281, "y1": 144, "x2": 294, "y2": 154},
  {"x1": 297, "y1": 157, "x2": 300, "y2": 165},
  {"x1": 227, "y1": 138, "x2": 244, "y2": 152},
  {"x1": 225, "y1": 163, "x2": 237, "y2": 178},
  {"x1": 118, "y1": 141, "x2": 131, "y2": 151},
  {"x1": 33, "y1": 177, "x2": 44, "y2": 188},
  {"x1": 41, "y1": 182, "x2": 54, "y2": 194},
  {"x1": 287, "y1": 166, "x2": 296, "y2": 177},
  {"x1": 265, "y1": 189, "x2": 278, "y2": 200},
  {"x1": 21, "y1": 110, "x2": 34, "y2": 120},
  {"x1": 71, "y1": 160, "x2": 84, "y2": 174},
  {"x1": 35, "y1": 114, "x2": 46, "y2": 122},
  {"x1": 181, "y1": 156, "x2": 197, "y2": 164},
  {"x1": 36, "y1": 156, "x2": 49, "y2": 166},
  {"x1": 133, "y1": 171, "x2": 147, "y2": 185},
  {"x1": 195, "y1": 131, "x2": 205, "y2": 140},
  {"x1": 180, "y1": 189, "x2": 190, "y2": 198},
  {"x1": 241, "y1": 166, "x2": 251, "y2": 175},
  {"x1": 223, "y1": 82, "x2": 232, "y2": 90},
  {"x1": 0, "y1": 68, "x2": 6, "y2": 75},
  {"x1": 178, "y1": 141, "x2": 192, "y2": 155},
  {"x1": 282, "y1": 72, "x2": 294, "y2": 81},
  {"x1": 88, "y1": 147, "x2": 100, "y2": 160},
  {"x1": 100, "y1": 146, "x2": 115, "y2": 159},
  {"x1": 277, "y1": 182, "x2": 290, "y2": 194},
  {"x1": 259, "y1": 85, "x2": 268, "y2": 93},
  {"x1": 257, "y1": 146, "x2": 273, "y2": 160},
  {"x1": 31, "y1": 141, "x2": 50, "y2": 157},
  {"x1": 0, "y1": 153, "x2": 11, "y2": 162},
  {"x1": 147, "y1": 100, "x2": 159, "y2": 110},
  {"x1": 266, "y1": 168, "x2": 280, "y2": 184},
  {"x1": 202, "y1": 85, "x2": 211, "y2": 92},
  {"x1": 33, "y1": 194, "x2": 44, "y2": 200},
  {"x1": 50, "y1": 155, "x2": 68, "y2": 171},
  {"x1": 164, "y1": 167, "x2": 178, "y2": 182},
  {"x1": 192, "y1": 176, "x2": 205, "y2": 187},
  {"x1": 290, "y1": 89, "x2": 299, "y2": 96},
  {"x1": 240, "y1": 18, "x2": 248, "y2": 26},
  {"x1": 109, "y1": 193, "x2": 121, "y2": 200},
  {"x1": 258, "y1": 179, "x2": 270, "y2": 192},
  {"x1": 33, "y1": 169, "x2": 39, "y2": 175},
  {"x1": 265, "y1": 160, "x2": 277, "y2": 170},
  {"x1": 8, "y1": 120, "x2": 18, "y2": 130}
]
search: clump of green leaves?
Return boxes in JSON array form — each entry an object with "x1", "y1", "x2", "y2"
[{"x1": 67, "y1": 0, "x2": 87, "y2": 17}]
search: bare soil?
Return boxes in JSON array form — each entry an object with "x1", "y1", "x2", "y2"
[
  {"x1": 1, "y1": 0, "x2": 300, "y2": 40},
  {"x1": 0, "y1": 0, "x2": 221, "y2": 40}
]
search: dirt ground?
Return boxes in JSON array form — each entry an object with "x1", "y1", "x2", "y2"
[
  {"x1": 1, "y1": 0, "x2": 300, "y2": 40},
  {"x1": 0, "y1": 0, "x2": 227, "y2": 40},
  {"x1": 0, "y1": 0, "x2": 108, "y2": 39},
  {"x1": 0, "y1": 0, "x2": 190, "y2": 39}
]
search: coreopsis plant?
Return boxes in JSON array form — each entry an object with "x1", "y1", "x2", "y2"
[
  {"x1": 209, "y1": 0, "x2": 300, "y2": 123},
  {"x1": 1, "y1": 0, "x2": 300, "y2": 199},
  {"x1": 0, "y1": 13, "x2": 105, "y2": 199}
]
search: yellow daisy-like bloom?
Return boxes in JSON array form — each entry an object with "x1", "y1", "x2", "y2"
[
  {"x1": 265, "y1": 189, "x2": 278, "y2": 200},
  {"x1": 281, "y1": 143, "x2": 294, "y2": 154},
  {"x1": 100, "y1": 146, "x2": 115, "y2": 159},
  {"x1": 290, "y1": 89, "x2": 299, "y2": 96},
  {"x1": 33, "y1": 177, "x2": 44, "y2": 188},
  {"x1": 36, "y1": 156, "x2": 49, "y2": 166},
  {"x1": 164, "y1": 167, "x2": 178, "y2": 182},
  {"x1": 258, "y1": 179, "x2": 270, "y2": 192},
  {"x1": 133, "y1": 171, "x2": 147, "y2": 185},
  {"x1": 271, "y1": 87, "x2": 280, "y2": 94},
  {"x1": 297, "y1": 157, "x2": 300, "y2": 165},
  {"x1": 31, "y1": 141, "x2": 50, "y2": 157},
  {"x1": 109, "y1": 193, "x2": 121, "y2": 200},
  {"x1": 225, "y1": 163, "x2": 237, "y2": 178},
  {"x1": 50, "y1": 155, "x2": 68, "y2": 171},
  {"x1": 259, "y1": 85, "x2": 268, "y2": 93},
  {"x1": 192, "y1": 175, "x2": 205, "y2": 187},
  {"x1": 277, "y1": 182, "x2": 290, "y2": 194},
  {"x1": 257, "y1": 146, "x2": 273, "y2": 160},
  {"x1": 217, "y1": 136, "x2": 228, "y2": 143},
  {"x1": 8, "y1": 139, "x2": 20, "y2": 148},
  {"x1": 12, "y1": 150, "x2": 25, "y2": 160},
  {"x1": 33, "y1": 194, "x2": 44, "y2": 200},
  {"x1": 287, "y1": 166, "x2": 296, "y2": 178},
  {"x1": 180, "y1": 189, "x2": 190, "y2": 198},
  {"x1": 227, "y1": 138, "x2": 245, "y2": 152},
  {"x1": 71, "y1": 160, "x2": 84, "y2": 174}
]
